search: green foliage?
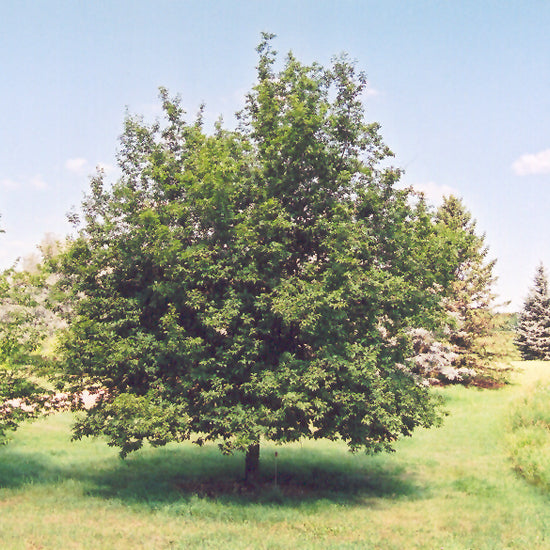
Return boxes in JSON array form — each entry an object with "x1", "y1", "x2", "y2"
[
  {"x1": 515, "y1": 263, "x2": 550, "y2": 360},
  {"x1": 507, "y1": 380, "x2": 550, "y2": 492},
  {"x1": 0, "y1": 231, "x2": 69, "y2": 440},
  {"x1": 429, "y1": 196, "x2": 512, "y2": 385},
  {"x1": 0, "y1": 268, "x2": 52, "y2": 439},
  {"x1": 59, "y1": 35, "x2": 464, "y2": 467}
]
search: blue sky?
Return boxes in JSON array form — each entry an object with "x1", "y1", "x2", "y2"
[{"x1": 1, "y1": 1, "x2": 549, "y2": 311}]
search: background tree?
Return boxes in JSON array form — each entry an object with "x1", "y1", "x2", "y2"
[
  {"x1": 515, "y1": 263, "x2": 550, "y2": 360},
  {"x1": 59, "y1": 35, "x2": 461, "y2": 481},
  {"x1": 0, "y1": 234, "x2": 65, "y2": 440},
  {"x1": 427, "y1": 195, "x2": 515, "y2": 384}
]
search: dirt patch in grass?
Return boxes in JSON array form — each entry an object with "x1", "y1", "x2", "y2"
[{"x1": 470, "y1": 377, "x2": 507, "y2": 389}]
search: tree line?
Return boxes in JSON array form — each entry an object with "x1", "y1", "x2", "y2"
[{"x1": 0, "y1": 35, "x2": 515, "y2": 481}]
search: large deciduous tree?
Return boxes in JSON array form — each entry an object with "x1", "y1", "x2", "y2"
[
  {"x1": 60, "y1": 35, "x2": 459, "y2": 481},
  {"x1": 515, "y1": 263, "x2": 550, "y2": 360}
]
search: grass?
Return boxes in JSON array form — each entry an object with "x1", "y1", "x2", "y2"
[
  {"x1": 1, "y1": 362, "x2": 550, "y2": 549},
  {"x1": 506, "y1": 367, "x2": 550, "y2": 493}
]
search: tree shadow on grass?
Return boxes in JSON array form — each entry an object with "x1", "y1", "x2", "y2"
[
  {"x1": 89, "y1": 447, "x2": 427, "y2": 506},
  {"x1": 0, "y1": 448, "x2": 55, "y2": 488},
  {"x1": 0, "y1": 442, "x2": 428, "y2": 507},
  {"x1": 166, "y1": 463, "x2": 425, "y2": 507}
]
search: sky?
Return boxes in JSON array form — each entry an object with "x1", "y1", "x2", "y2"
[{"x1": 1, "y1": 0, "x2": 549, "y2": 311}]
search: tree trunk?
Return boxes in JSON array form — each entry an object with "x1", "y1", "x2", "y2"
[{"x1": 244, "y1": 442, "x2": 260, "y2": 484}]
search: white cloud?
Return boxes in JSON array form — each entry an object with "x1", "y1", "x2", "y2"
[
  {"x1": 29, "y1": 175, "x2": 48, "y2": 190},
  {"x1": 512, "y1": 148, "x2": 550, "y2": 176},
  {"x1": 96, "y1": 162, "x2": 117, "y2": 175},
  {"x1": 65, "y1": 158, "x2": 118, "y2": 179},
  {"x1": 0, "y1": 178, "x2": 19, "y2": 189},
  {"x1": 65, "y1": 157, "x2": 88, "y2": 173},
  {"x1": 409, "y1": 181, "x2": 458, "y2": 205},
  {"x1": 364, "y1": 86, "x2": 381, "y2": 98},
  {"x1": 0, "y1": 175, "x2": 48, "y2": 190}
]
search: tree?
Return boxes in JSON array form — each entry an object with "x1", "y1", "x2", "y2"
[
  {"x1": 431, "y1": 196, "x2": 511, "y2": 383},
  {"x1": 515, "y1": 263, "x2": 550, "y2": 360},
  {"x1": 59, "y1": 35, "x2": 460, "y2": 481},
  {"x1": 0, "y1": 235, "x2": 65, "y2": 441}
]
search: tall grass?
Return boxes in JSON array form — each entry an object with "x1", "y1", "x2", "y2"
[
  {"x1": 507, "y1": 372, "x2": 550, "y2": 493},
  {"x1": 0, "y1": 362, "x2": 549, "y2": 549}
]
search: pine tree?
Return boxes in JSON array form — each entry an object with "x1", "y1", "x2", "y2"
[
  {"x1": 435, "y1": 196, "x2": 503, "y2": 378},
  {"x1": 515, "y1": 263, "x2": 550, "y2": 360}
]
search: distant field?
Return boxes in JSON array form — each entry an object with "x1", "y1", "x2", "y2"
[{"x1": 1, "y1": 362, "x2": 549, "y2": 549}]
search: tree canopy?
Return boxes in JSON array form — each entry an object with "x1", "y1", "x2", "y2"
[{"x1": 59, "y1": 35, "x2": 461, "y2": 479}]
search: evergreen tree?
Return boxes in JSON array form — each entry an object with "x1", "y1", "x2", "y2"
[
  {"x1": 436, "y1": 196, "x2": 498, "y2": 371},
  {"x1": 515, "y1": 263, "x2": 550, "y2": 360},
  {"x1": 410, "y1": 195, "x2": 514, "y2": 385}
]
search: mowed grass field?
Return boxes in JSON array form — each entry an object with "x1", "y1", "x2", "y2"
[{"x1": 1, "y1": 362, "x2": 549, "y2": 549}]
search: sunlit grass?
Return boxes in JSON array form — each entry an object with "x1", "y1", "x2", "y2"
[
  {"x1": 1, "y1": 362, "x2": 550, "y2": 548},
  {"x1": 506, "y1": 364, "x2": 550, "y2": 493}
]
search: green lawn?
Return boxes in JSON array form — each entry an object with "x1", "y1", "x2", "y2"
[{"x1": 1, "y1": 362, "x2": 549, "y2": 549}]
